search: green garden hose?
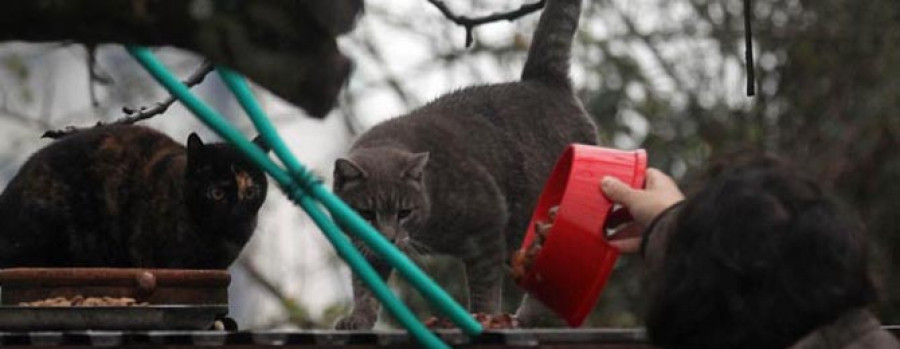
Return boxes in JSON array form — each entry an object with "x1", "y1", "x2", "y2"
[{"x1": 125, "y1": 46, "x2": 482, "y2": 348}]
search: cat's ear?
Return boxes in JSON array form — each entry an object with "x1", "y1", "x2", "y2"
[
  {"x1": 334, "y1": 158, "x2": 367, "y2": 191},
  {"x1": 403, "y1": 152, "x2": 429, "y2": 181},
  {"x1": 252, "y1": 135, "x2": 271, "y2": 153},
  {"x1": 187, "y1": 132, "x2": 204, "y2": 153}
]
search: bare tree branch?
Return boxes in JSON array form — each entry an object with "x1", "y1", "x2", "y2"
[
  {"x1": 42, "y1": 60, "x2": 214, "y2": 139},
  {"x1": 38, "y1": 59, "x2": 57, "y2": 126},
  {"x1": 238, "y1": 258, "x2": 318, "y2": 328},
  {"x1": 683, "y1": 1, "x2": 754, "y2": 98},
  {"x1": 339, "y1": 87, "x2": 363, "y2": 136},
  {"x1": 427, "y1": 0, "x2": 546, "y2": 47},
  {"x1": 610, "y1": 2, "x2": 688, "y2": 94},
  {"x1": 357, "y1": 33, "x2": 415, "y2": 108},
  {"x1": 0, "y1": 106, "x2": 54, "y2": 131},
  {"x1": 85, "y1": 44, "x2": 114, "y2": 108},
  {"x1": 743, "y1": 0, "x2": 755, "y2": 96}
]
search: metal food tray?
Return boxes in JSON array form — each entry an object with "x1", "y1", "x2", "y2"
[{"x1": 0, "y1": 305, "x2": 228, "y2": 331}]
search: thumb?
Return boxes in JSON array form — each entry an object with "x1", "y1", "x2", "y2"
[{"x1": 601, "y1": 176, "x2": 638, "y2": 205}]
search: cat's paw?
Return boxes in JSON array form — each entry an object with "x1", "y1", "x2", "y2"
[{"x1": 334, "y1": 314, "x2": 376, "y2": 330}]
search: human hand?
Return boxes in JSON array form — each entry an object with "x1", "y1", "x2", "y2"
[{"x1": 600, "y1": 168, "x2": 684, "y2": 253}]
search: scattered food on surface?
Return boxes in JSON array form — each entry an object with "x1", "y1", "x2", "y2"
[
  {"x1": 424, "y1": 312, "x2": 519, "y2": 329},
  {"x1": 18, "y1": 296, "x2": 148, "y2": 307}
]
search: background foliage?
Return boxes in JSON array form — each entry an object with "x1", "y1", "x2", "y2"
[{"x1": 361, "y1": 0, "x2": 900, "y2": 327}]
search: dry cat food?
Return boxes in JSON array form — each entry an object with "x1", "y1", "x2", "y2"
[
  {"x1": 511, "y1": 205, "x2": 559, "y2": 283},
  {"x1": 424, "y1": 312, "x2": 519, "y2": 329},
  {"x1": 19, "y1": 295, "x2": 148, "y2": 307}
]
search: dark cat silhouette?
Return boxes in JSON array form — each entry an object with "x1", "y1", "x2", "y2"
[
  {"x1": 333, "y1": 0, "x2": 597, "y2": 328},
  {"x1": 0, "y1": 125, "x2": 269, "y2": 269}
]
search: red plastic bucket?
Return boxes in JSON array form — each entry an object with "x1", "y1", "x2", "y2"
[{"x1": 514, "y1": 144, "x2": 647, "y2": 327}]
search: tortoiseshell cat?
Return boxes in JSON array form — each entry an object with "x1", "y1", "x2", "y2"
[
  {"x1": 333, "y1": 0, "x2": 596, "y2": 328},
  {"x1": 0, "y1": 125, "x2": 268, "y2": 269}
]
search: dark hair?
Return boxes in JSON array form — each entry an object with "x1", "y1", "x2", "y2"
[{"x1": 645, "y1": 154, "x2": 875, "y2": 349}]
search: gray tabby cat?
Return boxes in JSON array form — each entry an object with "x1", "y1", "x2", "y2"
[{"x1": 333, "y1": 0, "x2": 596, "y2": 328}]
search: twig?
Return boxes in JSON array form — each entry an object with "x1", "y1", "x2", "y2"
[
  {"x1": 238, "y1": 258, "x2": 318, "y2": 328},
  {"x1": 743, "y1": 0, "x2": 755, "y2": 96},
  {"x1": 42, "y1": 60, "x2": 214, "y2": 139},
  {"x1": 39, "y1": 59, "x2": 57, "y2": 126},
  {"x1": 358, "y1": 32, "x2": 415, "y2": 108},
  {"x1": 0, "y1": 105, "x2": 54, "y2": 131},
  {"x1": 426, "y1": 0, "x2": 546, "y2": 47},
  {"x1": 682, "y1": 1, "x2": 754, "y2": 98},
  {"x1": 85, "y1": 44, "x2": 112, "y2": 108},
  {"x1": 239, "y1": 259, "x2": 289, "y2": 306},
  {"x1": 340, "y1": 88, "x2": 363, "y2": 136},
  {"x1": 611, "y1": 2, "x2": 688, "y2": 93}
]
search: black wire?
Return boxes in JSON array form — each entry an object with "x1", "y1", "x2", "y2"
[{"x1": 744, "y1": 0, "x2": 756, "y2": 96}]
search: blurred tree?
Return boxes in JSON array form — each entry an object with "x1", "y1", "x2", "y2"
[
  {"x1": 577, "y1": 0, "x2": 900, "y2": 324},
  {"x1": 768, "y1": 0, "x2": 900, "y2": 322},
  {"x1": 349, "y1": 0, "x2": 900, "y2": 327}
]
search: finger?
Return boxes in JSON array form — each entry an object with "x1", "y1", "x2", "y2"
[
  {"x1": 608, "y1": 222, "x2": 643, "y2": 241},
  {"x1": 601, "y1": 176, "x2": 638, "y2": 204},
  {"x1": 608, "y1": 236, "x2": 642, "y2": 254},
  {"x1": 644, "y1": 168, "x2": 666, "y2": 189},
  {"x1": 647, "y1": 168, "x2": 681, "y2": 192},
  {"x1": 645, "y1": 168, "x2": 686, "y2": 204}
]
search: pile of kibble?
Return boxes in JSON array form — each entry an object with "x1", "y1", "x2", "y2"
[
  {"x1": 424, "y1": 312, "x2": 519, "y2": 329},
  {"x1": 19, "y1": 295, "x2": 148, "y2": 307},
  {"x1": 511, "y1": 205, "x2": 559, "y2": 283}
]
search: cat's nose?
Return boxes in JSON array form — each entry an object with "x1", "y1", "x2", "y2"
[{"x1": 379, "y1": 226, "x2": 397, "y2": 243}]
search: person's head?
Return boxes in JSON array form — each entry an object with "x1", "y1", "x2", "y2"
[{"x1": 645, "y1": 153, "x2": 875, "y2": 349}]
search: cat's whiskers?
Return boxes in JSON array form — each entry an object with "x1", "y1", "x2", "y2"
[
  {"x1": 393, "y1": 237, "x2": 420, "y2": 261},
  {"x1": 352, "y1": 240, "x2": 378, "y2": 260},
  {"x1": 408, "y1": 239, "x2": 434, "y2": 255},
  {"x1": 396, "y1": 238, "x2": 434, "y2": 262}
]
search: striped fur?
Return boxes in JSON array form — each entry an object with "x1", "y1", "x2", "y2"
[{"x1": 333, "y1": 0, "x2": 592, "y2": 328}]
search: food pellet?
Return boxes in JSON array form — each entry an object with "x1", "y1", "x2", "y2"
[{"x1": 511, "y1": 205, "x2": 559, "y2": 283}]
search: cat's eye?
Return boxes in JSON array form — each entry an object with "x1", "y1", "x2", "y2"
[
  {"x1": 207, "y1": 187, "x2": 226, "y2": 200},
  {"x1": 358, "y1": 210, "x2": 375, "y2": 222},
  {"x1": 244, "y1": 186, "x2": 260, "y2": 199},
  {"x1": 398, "y1": 209, "x2": 412, "y2": 220}
]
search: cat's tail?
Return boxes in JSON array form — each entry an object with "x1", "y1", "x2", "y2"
[{"x1": 520, "y1": 0, "x2": 581, "y2": 88}]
